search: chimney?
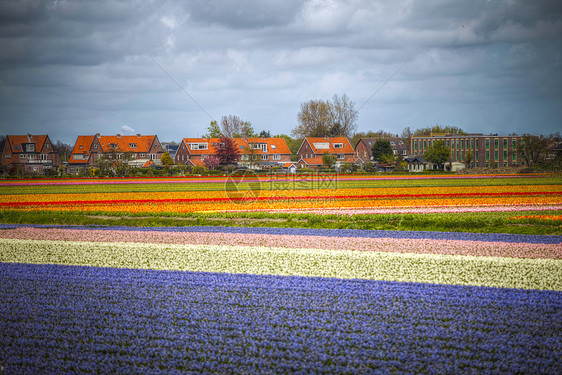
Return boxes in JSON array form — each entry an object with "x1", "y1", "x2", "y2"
[
  {"x1": 117, "y1": 134, "x2": 121, "y2": 138},
  {"x1": 137, "y1": 134, "x2": 141, "y2": 137},
  {"x1": 95, "y1": 133, "x2": 100, "y2": 137}
]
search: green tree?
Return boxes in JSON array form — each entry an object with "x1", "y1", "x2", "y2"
[
  {"x1": 161, "y1": 152, "x2": 174, "y2": 168},
  {"x1": 424, "y1": 140, "x2": 451, "y2": 170},
  {"x1": 259, "y1": 130, "x2": 271, "y2": 138},
  {"x1": 322, "y1": 152, "x2": 336, "y2": 168},
  {"x1": 371, "y1": 139, "x2": 393, "y2": 162},
  {"x1": 413, "y1": 124, "x2": 465, "y2": 137},
  {"x1": 239, "y1": 121, "x2": 256, "y2": 138},
  {"x1": 206, "y1": 120, "x2": 222, "y2": 138}
]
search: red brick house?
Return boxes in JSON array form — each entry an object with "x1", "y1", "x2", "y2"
[
  {"x1": 1, "y1": 134, "x2": 61, "y2": 175},
  {"x1": 296, "y1": 137, "x2": 354, "y2": 169},
  {"x1": 355, "y1": 137, "x2": 409, "y2": 162},
  {"x1": 174, "y1": 137, "x2": 291, "y2": 168},
  {"x1": 68, "y1": 134, "x2": 164, "y2": 174}
]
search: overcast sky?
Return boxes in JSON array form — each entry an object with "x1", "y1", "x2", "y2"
[{"x1": 1, "y1": 0, "x2": 561, "y2": 145}]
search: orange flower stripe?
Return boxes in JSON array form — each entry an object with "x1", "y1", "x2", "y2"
[{"x1": 0, "y1": 185, "x2": 559, "y2": 204}]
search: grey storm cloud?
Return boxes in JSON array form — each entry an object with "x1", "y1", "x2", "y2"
[{"x1": 0, "y1": 0, "x2": 561, "y2": 144}]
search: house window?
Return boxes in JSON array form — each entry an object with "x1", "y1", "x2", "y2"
[
  {"x1": 129, "y1": 143, "x2": 137, "y2": 149},
  {"x1": 271, "y1": 145, "x2": 276, "y2": 149},
  {"x1": 334, "y1": 143, "x2": 344, "y2": 148},
  {"x1": 251, "y1": 143, "x2": 267, "y2": 152},
  {"x1": 261, "y1": 155, "x2": 268, "y2": 160},
  {"x1": 109, "y1": 143, "x2": 118, "y2": 148},
  {"x1": 503, "y1": 139, "x2": 508, "y2": 149},
  {"x1": 273, "y1": 154, "x2": 281, "y2": 160},
  {"x1": 475, "y1": 151, "x2": 478, "y2": 160},
  {"x1": 494, "y1": 139, "x2": 499, "y2": 148},
  {"x1": 14, "y1": 145, "x2": 20, "y2": 151},
  {"x1": 20, "y1": 154, "x2": 26, "y2": 159},
  {"x1": 486, "y1": 139, "x2": 490, "y2": 149},
  {"x1": 512, "y1": 139, "x2": 517, "y2": 149},
  {"x1": 26, "y1": 144, "x2": 35, "y2": 152},
  {"x1": 513, "y1": 152, "x2": 517, "y2": 161},
  {"x1": 486, "y1": 150, "x2": 490, "y2": 161},
  {"x1": 494, "y1": 151, "x2": 499, "y2": 160},
  {"x1": 189, "y1": 143, "x2": 208, "y2": 150},
  {"x1": 4, "y1": 154, "x2": 11, "y2": 159},
  {"x1": 41, "y1": 154, "x2": 47, "y2": 160},
  {"x1": 503, "y1": 150, "x2": 508, "y2": 161},
  {"x1": 337, "y1": 154, "x2": 344, "y2": 159},
  {"x1": 242, "y1": 154, "x2": 249, "y2": 161}
]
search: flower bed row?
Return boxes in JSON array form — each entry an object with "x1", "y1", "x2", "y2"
[
  {"x1": 1, "y1": 238, "x2": 560, "y2": 290},
  {"x1": 1, "y1": 262, "x2": 560, "y2": 374},
  {"x1": 2, "y1": 223, "x2": 560, "y2": 244},
  {"x1": 1, "y1": 226, "x2": 560, "y2": 259}
]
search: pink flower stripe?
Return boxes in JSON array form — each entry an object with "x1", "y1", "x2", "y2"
[
  {"x1": 253, "y1": 204, "x2": 562, "y2": 216},
  {"x1": 1, "y1": 227, "x2": 560, "y2": 259}
]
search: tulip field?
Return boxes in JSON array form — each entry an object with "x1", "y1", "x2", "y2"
[{"x1": 1, "y1": 173, "x2": 561, "y2": 373}]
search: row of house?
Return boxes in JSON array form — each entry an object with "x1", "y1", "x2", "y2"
[{"x1": 1, "y1": 132, "x2": 554, "y2": 175}]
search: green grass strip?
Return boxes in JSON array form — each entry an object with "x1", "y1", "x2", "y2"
[{"x1": 1, "y1": 239, "x2": 560, "y2": 290}]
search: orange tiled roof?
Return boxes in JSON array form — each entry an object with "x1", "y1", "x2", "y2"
[
  {"x1": 305, "y1": 137, "x2": 354, "y2": 154},
  {"x1": 68, "y1": 135, "x2": 95, "y2": 164},
  {"x1": 182, "y1": 137, "x2": 291, "y2": 155},
  {"x1": 182, "y1": 138, "x2": 221, "y2": 155},
  {"x1": 97, "y1": 135, "x2": 157, "y2": 153},
  {"x1": 299, "y1": 157, "x2": 324, "y2": 166},
  {"x1": 241, "y1": 137, "x2": 291, "y2": 154},
  {"x1": 7, "y1": 135, "x2": 47, "y2": 153},
  {"x1": 188, "y1": 158, "x2": 206, "y2": 167}
]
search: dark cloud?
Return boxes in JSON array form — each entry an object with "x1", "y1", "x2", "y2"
[
  {"x1": 0, "y1": 0, "x2": 560, "y2": 143},
  {"x1": 183, "y1": 0, "x2": 302, "y2": 29}
]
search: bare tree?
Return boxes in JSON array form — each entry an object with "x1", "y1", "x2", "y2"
[
  {"x1": 329, "y1": 94, "x2": 358, "y2": 138},
  {"x1": 292, "y1": 94, "x2": 358, "y2": 139},
  {"x1": 220, "y1": 115, "x2": 243, "y2": 138},
  {"x1": 292, "y1": 99, "x2": 332, "y2": 139}
]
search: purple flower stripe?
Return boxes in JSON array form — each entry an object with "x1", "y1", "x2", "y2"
[
  {"x1": 1, "y1": 263, "x2": 560, "y2": 374},
  {"x1": 265, "y1": 204, "x2": 562, "y2": 215},
  {"x1": 0, "y1": 223, "x2": 559, "y2": 244}
]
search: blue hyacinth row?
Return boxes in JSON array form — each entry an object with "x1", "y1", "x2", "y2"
[{"x1": 1, "y1": 262, "x2": 560, "y2": 374}]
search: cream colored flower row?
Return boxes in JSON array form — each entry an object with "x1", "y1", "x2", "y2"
[{"x1": 1, "y1": 239, "x2": 560, "y2": 291}]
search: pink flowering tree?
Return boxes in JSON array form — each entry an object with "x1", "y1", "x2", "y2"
[{"x1": 204, "y1": 155, "x2": 221, "y2": 170}]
